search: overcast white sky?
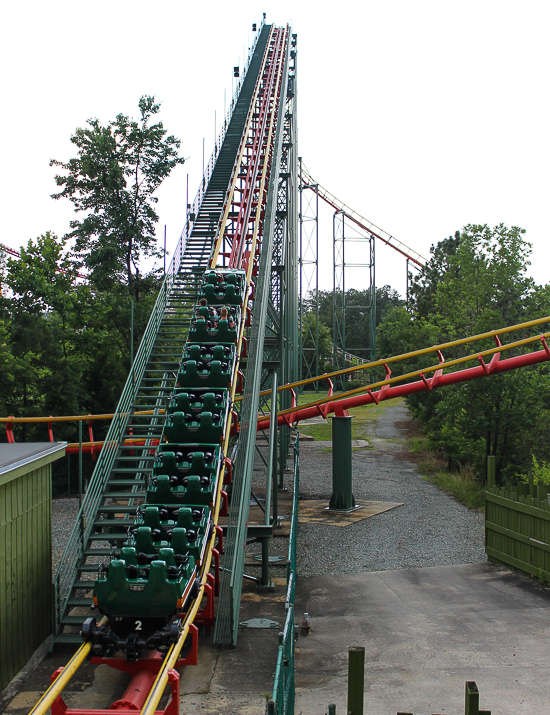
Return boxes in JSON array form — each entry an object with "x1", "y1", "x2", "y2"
[{"x1": 2, "y1": 0, "x2": 549, "y2": 299}]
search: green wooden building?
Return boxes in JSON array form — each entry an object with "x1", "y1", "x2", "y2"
[{"x1": 0, "y1": 442, "x2": 66, "y2": 692}]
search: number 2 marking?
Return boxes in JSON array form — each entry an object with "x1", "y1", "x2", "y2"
[{"x1": 135, "y1": 620, "x2": 142, "y2": 631}]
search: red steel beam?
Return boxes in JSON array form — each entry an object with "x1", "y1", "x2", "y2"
[
  {"x1": 229, "y1": 28, "x2": 287, "y2": 268},
  {"x1": 300, "y1": 167, "x2": 426, "y2": 267},
  {"x1": 257, "y1": 345, "x2": 550, "y2": 431}
]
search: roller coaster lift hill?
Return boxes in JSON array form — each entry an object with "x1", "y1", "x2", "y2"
[{"x1": 22, "y1": 17, "x2": 550, "y2": 715}]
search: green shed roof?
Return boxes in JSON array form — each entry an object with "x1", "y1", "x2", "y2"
[{"x1": 0, "y1": 442, "x2": 66, "y2": 485}]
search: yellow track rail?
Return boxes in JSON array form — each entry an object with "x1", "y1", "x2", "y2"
[
  {"x1": 272, "y1": 327, "x2": 550, "y2": 421},
  {"x1": 239, "y1": 314, "x2": 550, "y2": 405},
  {"x1": 28, "y1": 618, "x2": 107, "y2": 715}
]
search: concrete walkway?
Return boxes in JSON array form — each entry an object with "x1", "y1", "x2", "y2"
[
  {"x1": 295, "y1": 562, "x2": 550, "y2": 714},
  {"x1": 2, "y1": 402, "x2": 550, "y2": 714}
]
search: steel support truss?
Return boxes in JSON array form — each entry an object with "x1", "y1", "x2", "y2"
[
  {"x1": 333, "y1": 210, "x2": 376, "y2": 390},
  {"x1": 211, "y1": 26, "x2": 298, "y2": 647},
  {"x1": 299, "y1": 157, "x2": 320, "y2": 386}
]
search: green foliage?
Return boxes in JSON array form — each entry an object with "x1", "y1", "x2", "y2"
[
  {"x1": 0, "y1": 97, "x2": 183, "y2": 495},
  {"x1": 376, "y1": 223, "x2": 550, "y2": 483},
  {"x1": 301, "y1": 285, "x2": 404, "y2": 372},
  {"x1": 423, "y1": 467, "x2": 486, "y2": 511},
  {"x1": 523, "y1": 456, "x2": 550, "y2": 486},
  {"x1": 51, "y1": 96, "x2": 185, "y2": 300},
  {"x1": 301, "y1": 311, "x2": 333, "y2": 380}
]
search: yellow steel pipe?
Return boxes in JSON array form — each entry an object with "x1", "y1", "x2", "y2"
[
  {"x1": 273, "y1": 329, "x2": 550, "y2": 420},
  {"x1": 234, "y1": 315, "x2": 550, "y2": 402},
  {"x1": 142, "y1": 28, "x2": 288, "y2": 715},
  {"x1": 28, "y1": 618, "x2": 107, "y2": 715},
  {"x1": 0, "y1": 409, "x2": 165, "y2": 424},
  {"x1": 7, "y1": 317, "x2": 550, "y2": 430}
]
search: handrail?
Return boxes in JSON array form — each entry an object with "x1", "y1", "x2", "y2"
[
  {"x1": 269, "y1": 434, "x2": 299, "y2": 715},
  {"x1": 335, "y1": 345, "x2": 370, "y2": 365},
  {"x1": 185, "y1": 17, "x2": 266, "y2": 262},
  {"x1": 52, "y1": 273, "x2": 176, "y2": 632}
]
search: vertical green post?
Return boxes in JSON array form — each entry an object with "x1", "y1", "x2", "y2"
[
  {"x1": 329, "y1": 416, "x2": 356, "y2": 511},
  {"x1": 260, "y1": 370, "x2": 277, "y2": 586},
  {"x1": 347, "y1": 646, "x2": 365, "y2": 715},
  {"x1": 130, "y1": 298, "x2": 134, "y2": 371},
  {"x1": 260, "y1": 538, "x2": 271, "y2": 587},
  {"x1": 328, "y1": 704, "x2": 336, "y2": 715},
  {"x1": 67, "y1": 453, "x2": 71, "y2": 498},
  {"x1": 266, "y1": 370, "x2": 279, "y2": 526},
  {"x1": 487, "y1": 455, "x2": 496, "y2": 488},
  {"x1": 78, "y1": 420, "x2": 83, "y2": 508},
  {"x1": 465, "y1": 681, "x2": 480, "y2": 715}
]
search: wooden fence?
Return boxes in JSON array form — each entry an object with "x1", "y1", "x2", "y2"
[{"x1": 486, "y1": 476, "x2": 550, "y2": 581}]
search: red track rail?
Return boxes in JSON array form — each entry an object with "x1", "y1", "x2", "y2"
[
  {"x1": 32, "y1": 23, "x2": 291, "y2": 715},
  {"x1": 258, "y1": 342, "x2": 550, "y2": 430},
  {"x1": 300, "y1": 165, "x2": 426, "y2": 267}
]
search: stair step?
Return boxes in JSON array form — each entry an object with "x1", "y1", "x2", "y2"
[
  {"x1": 68, "y1": 597, "x2": 94, "y2": 607},
  {"x1": 137, "y1": 385, "x2": 174, "y2": 397},
  {"x1": 54, "y1": 634, "x2": 85, "y2": 644},
  {"x1": 73, "y1": 580, "x2": 96, "y2": 589},
  {"x1": 101, "y1": 491, "x2": 146, "y2": 499},
  {"x1": 116, "y1": 455, "x2": 156, "y2": 460},
  {"x1": 93, "y1": 519, "x2": 135, "y2": 528},
  {"x1": 88, "y1": 532, "x2": 128, "y2": 541},
  {"x1": 107, "y1": 478, "x2": 146, "y2": 485},
  {"x1": 132, "y1": 405, "x2": 169, "y2": 409},
  {"x1": 110, "y1": 467, "x2": 150, "y2": 473},
  {"x1": 61, "y1": 616, "x2": 88, "y2": 625},
  {"x1": 97, "y1": 505, "x2": 138, "y2": 514},
  {"x1": 122, "y1": 434, "x2": 162, "y2": 440}
]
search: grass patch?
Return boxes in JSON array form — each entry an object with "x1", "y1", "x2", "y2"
[
  {"x1": 299, "y1": 421, "x2": 332, "y2": 441},
  {"x1": 405, "y1": 433, "x2": 485, "y2": 510},
  {"x1": 423, "y1": 467, "x2": 486, "y2": 511},
  {"x1": 296, "y1": 396, "x2": 404, "y2": 442},
  {"x1": 408, "y1": 436, "x2": 429, "y2": 454}
]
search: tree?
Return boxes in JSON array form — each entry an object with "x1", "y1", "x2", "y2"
[
  {"x1": 377, "y1": 224, "x2": 550, "y2": 481},
  {"x1": 301, "y1": 312, "x2": 333, "y2": 383},
  {"x1": 51, "y1": 96, "x2": 185, "y2": 300},
  {"x1": 7, "y1": 232, "x2": 78, "y2": 357},
  {"x1": 302, "y1": 286, "x2": 404, "y2": 363}
]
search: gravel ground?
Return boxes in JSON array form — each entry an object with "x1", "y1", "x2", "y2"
[
  {"x1": 50, "y1": 401, "x2": 486, "y2": 579},
  {"x1": 52, "y1": 498, "x2": 79, "y2": 573},
  {"x1": 296, "y1": 401, "x2": 486, "y2": 576}
]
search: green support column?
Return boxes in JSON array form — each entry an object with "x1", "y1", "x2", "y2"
[
  {"x1": 78, "y1": 420, "x2": 83, "y2": 508},
  {"x1": 328, "y1": 415, "x2": 357, "y2": 511},
  {"x1": 347, "y1": 646, "x2": 365, "y2": 715}
]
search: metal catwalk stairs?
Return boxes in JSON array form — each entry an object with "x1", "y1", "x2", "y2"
[
  {"x1": 52, "y1": 23, "x2": 275, "y2": 648},
  {"x1": 53, "y1": 266, "x2": 206, "y2": 645}
]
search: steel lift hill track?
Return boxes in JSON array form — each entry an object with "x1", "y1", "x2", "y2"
[
  {"x1": 28, "y1": 16, "x2": 550, "y2": 715},
  {"x1": 32, "y1": 19, "x2": 298, "y2": 715}
]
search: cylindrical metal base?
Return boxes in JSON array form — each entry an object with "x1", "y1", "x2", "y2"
[{"x1": 328, "y1": 415, "x2": 356, "y2": 511}]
